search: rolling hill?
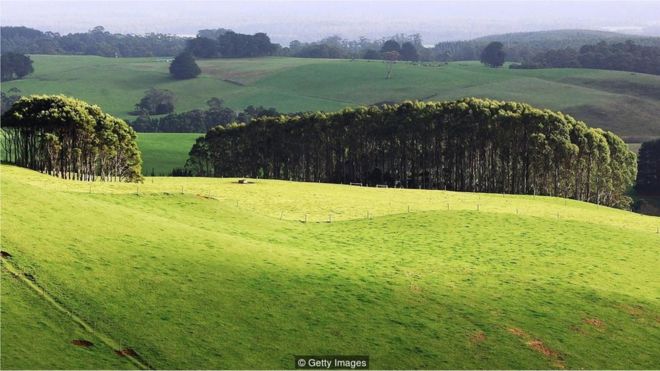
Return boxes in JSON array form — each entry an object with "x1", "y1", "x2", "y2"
[
  {"x1": 473, "y1": 29, "x2": 660, "y2": 47},
  {"x1": 3, "y1": 55, "x2": 659, "y2": 141},
  {"x1": 1, "y1": 165, "x2": 659, "y2": 369}
]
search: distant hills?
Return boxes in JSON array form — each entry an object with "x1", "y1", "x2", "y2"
[{"x1": 435, "y1": 29, "x2": 660, "y2": 61}]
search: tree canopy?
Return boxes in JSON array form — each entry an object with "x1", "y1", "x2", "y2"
[
  {"x1": 0, "y1": 26, "x2": 185, "y2": 57},
  {"x1": 480, "y1": 42, "x2": 506, "y2": 67},
  {"x1": 188, "y1": 98, "x2": 636, "y2": 209},
  {"x1": 1, "y1": 52, "x2": 34, "y2": 81},
  {"x1": 381, "y1": 39, "x2": 401, "y2": 53},
  {"x1": 169, "y1": 51, "x2": 201, "y2": 79},
  {"x1": 1, "y1": 95, "x2": 142, "y2": 182}
]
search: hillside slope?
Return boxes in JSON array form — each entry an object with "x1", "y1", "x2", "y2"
[
  {"x1": 2, "y1": 55, "x2": 659, "y2": 138},
  {"x1": 1, "y1": 165, "x2": 659, "y2": 369}
]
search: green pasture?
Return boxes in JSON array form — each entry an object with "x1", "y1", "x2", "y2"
[
  {"x1": 136, "y1": 133, "x2": 201, "y2": 175},
  {"x1": 1, "y1": 165, "x2": 658, "y2": 369},
  {"x1": 2, "y1": 55, "x2": 659, "y2": 138}
]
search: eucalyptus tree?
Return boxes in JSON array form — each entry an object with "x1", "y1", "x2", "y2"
[
  {"x1": 2, "y1": 95, "x2": 142, "y2": 182},
  {"x1": 190, "y1": 98, "x2": 636, "y2": 208}
]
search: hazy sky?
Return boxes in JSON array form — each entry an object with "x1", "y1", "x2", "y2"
[{"x1": 2, "y1": 1, "x2": 659, "y2": 44}]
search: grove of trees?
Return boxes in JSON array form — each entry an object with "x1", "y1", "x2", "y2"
[
  {"x1": 635, "y1": 139, "x2": 660, "y2": 193},
  {"x1": 1, "y1": 52, "x2": 34, "y2": 81},
  {"x1": 1, "y1": 95, "x2": 142, "y2": 181},
  {"x1": 187, "y1": 31, "x2": 279, "y2": 59},
  {"x1": 187, "y1": 98, "x2": 636, "y2": 208},
  {"x1": 134, "y1": 88, "x2": 176, "y2": 115}
]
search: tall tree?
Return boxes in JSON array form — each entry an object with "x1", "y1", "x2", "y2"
[
  {"x1": 480, "y1": 41, "x2": 506, "y2": 67},
  {"x1": 169, "y1": 51, "x2": 201, "y2": 79}
]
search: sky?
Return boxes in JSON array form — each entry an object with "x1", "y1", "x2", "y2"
[{"x1": 2, "y1": 0, "x2": 659, "y2": 44}]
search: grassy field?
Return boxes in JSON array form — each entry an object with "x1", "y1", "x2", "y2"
[
  {"x1": 136, "y1": 133, "x2": 200, "y2": 175},
  {"x1": 2, "y1": 55, "x2": 660, "y2": 139},
  {"x1": 2, "y1": 165, "x2": 659, "y2": 369}
]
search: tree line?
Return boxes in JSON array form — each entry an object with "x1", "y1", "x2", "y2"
[
  {"x1": 1, "y1": 95, "x2": 142, "y2": 182},
  {"x1": 511, "y1": 41, "x2": 660, "y2": 75},
  {"x1": 186, "y1": 98, "x2": 637, "y2": 209},
  {"x1": 1, "y1": 26, "x2": 185, "y2": 57},
  {"x1": 434, "y1": 30, "x2": 660, "y2": 62},
  {"x1": 130, "y1": 97, "x2": 278, "y2": 133}
]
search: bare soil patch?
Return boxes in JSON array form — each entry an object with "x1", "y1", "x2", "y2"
[
  {"x1": 115, "y1": 348, "x2": 138, "y2": 357},
  {"x1": 583, "y1": 318, "x2": 605, "y2": 328},
  {"x1": 507, "y1": 327, "x2": 527, "y2": 337},
  {"x1": 1, "y1": 251, "x2": 12, "y2": 258},
  {"x1": 71, "y1": 339, "x2": 94, "y2": 347},
  {"x1": 470, "y1": 331, "x2": 487, "y2": 344}
]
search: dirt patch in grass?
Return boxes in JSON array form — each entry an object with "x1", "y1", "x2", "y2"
[
  {"x1": 583, "y1": 318, "x2": 605, "y2": 328},
  {"x1": 527, "y1": 340, "x2": 565, "y2": 368},
  {"x1": 115, "y1": 348, "x2": 138, "y2": 357},
  {"x1": 508, "y1": 327, "x2": 566, "y2": 368},
  {"x1": 71, "y1": 339, "x2": 94, "y2": 347},
  {"x1": 527, "y1": 340, "x2": 558, "y2": 357},
  {"x1": 507, "y1": 327, "x2": 527, "y2": 337},
  {"x1": 620, "y1": 304, "x2": 644, "y2": 317},
  {"x1": 1, "y1": 251, "x2": 12, "y2": 258},
  {"x1": 470, "y1": 331, "x2": 487, "y2": 344}
]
